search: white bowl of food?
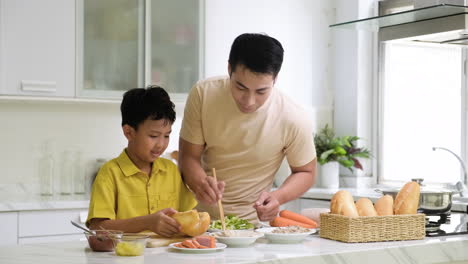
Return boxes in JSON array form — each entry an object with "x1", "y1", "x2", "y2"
[
  {"x1": 210, "y1": 230, "x2": 264, "y2": 247},
  {"x1": 255, "y1": 226, "x2": 316, "y2": 244}
]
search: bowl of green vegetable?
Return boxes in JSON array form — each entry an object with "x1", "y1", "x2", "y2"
[{"x1": 208, "y1": 215, "x2": 255, "y2": 232}]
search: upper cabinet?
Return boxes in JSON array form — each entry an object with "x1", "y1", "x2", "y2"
[
  {"x1": 0, "y1": 0, "x2": 204, "y2": 100},
  {"x1": 149, "y1": 0, "x2": 203, "y2": 102},
  {"x1": 77, "y1": 0, "x2": 144, "y2": 99},
  {"x1": 77, "y1": 0, "x2": 204, "y2": 100},
  {"x1": 0, "y1": 0, "x2": 76, "y2": 97}
]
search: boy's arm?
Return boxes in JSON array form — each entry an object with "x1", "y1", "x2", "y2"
[
  {"x1": 89, "y1": 208, "x2": 181, "y2": 238},
  {"x1": 179, "y1": 138, "x2": 224, "y2": 205}
]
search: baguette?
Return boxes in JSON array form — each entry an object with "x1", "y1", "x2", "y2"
[
  {"x1": 330, "y1": 190, "x2": 359, "y2": 217},
  {"x1": 374, "y1": 195, "x2": 394, "y2": 216},
  {"x1": 394, "y1": 182, "x2": 420, "y2": 215},
  {"x1": 355, "y1": 198, "x2": 378, "y2": 216}
]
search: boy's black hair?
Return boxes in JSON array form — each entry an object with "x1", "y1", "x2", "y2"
[
  {"x1": 228, "y1": 33, "x2": 284, "y2": 78},
  {"x1": 121, "y1": 85, "x2": 175, "y2": 129}
]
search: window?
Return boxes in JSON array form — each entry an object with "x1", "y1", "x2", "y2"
[{"x1": 379, "y1": 42, "x2": 465, "y2": 185}]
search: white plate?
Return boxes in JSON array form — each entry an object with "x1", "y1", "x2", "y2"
[
  {"x1": 255, "y1": 227, "x2": 317, "y2": 244},
  {"x1": 210, "y1": 230, "x2": 264, "y2": 247},
  {"x1": 168, "y1": 242, "x2": 227, "y2": 253}
]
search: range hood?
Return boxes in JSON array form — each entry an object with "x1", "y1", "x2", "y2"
[{"x1": 330, "y1": 4, "x2": 468, "y2": 45}]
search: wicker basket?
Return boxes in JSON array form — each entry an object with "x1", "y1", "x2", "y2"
[{"x1": 319, "y1": 213, "x2": 426, "y2": 243}]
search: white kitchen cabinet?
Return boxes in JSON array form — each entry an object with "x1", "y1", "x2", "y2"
[
  {"x1": 0, "y1": 0, "x2": 75, "y2": 97},
  {"x1": 0, "y1": 212, "x2": 18, "y2": 245},
  {"x1": 18, "y1": 209, "x2": 87, "y2": 244}
]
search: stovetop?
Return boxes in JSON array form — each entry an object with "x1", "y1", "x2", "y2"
[{"x1": 425, "y1": 212, "x2": 468, "y2": 237}]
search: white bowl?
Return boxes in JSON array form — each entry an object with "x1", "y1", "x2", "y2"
[
  {"x1": 255, "y1": 227, "x2": 316, "y2": 244},
  {"x1": 210, "y1": 230, "x2": 264, "y2": 247}
]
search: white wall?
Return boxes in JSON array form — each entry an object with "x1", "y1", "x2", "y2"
[
  {"x1": 333, "y1": 0, "x2": 377, "y2": 186},
  {"x1": 0, "y1": 100, "x2": 126, "y2": 198}
]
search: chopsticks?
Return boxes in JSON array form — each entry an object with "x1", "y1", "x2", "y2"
[{"x1": 212, "y1": 168, "x2": 226, "y2": 231}]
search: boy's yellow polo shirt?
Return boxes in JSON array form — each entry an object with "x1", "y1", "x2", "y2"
[{"x1": 87, "y1": 150, "x2": 197, "y2": 225}]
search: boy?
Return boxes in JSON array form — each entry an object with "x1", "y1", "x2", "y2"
[{"x1": 87, "y1": 86, "x2": 197, "y2": 237}]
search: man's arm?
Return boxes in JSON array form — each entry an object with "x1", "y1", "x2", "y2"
[
  {"x1": 255, "y1": 158, "x2": 316, "y2": 221},
  {"x1": 179, "y1": 137, "x2": 224, "y2": 205}
]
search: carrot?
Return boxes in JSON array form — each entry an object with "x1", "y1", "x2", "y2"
[
  {"x1": 270, "y1": 216, "x2": 316, "y2": 229},
  {"x1": 279, "y1": 210, "x2": 318, "y2": 228}
]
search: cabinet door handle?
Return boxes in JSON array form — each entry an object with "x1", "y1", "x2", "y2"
[{"x1": 21, "y1": 80, "x2": 57, "y2": 93}]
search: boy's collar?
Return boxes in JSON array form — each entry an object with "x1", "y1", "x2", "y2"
[{"x1": 116, "y1": 149, "x2": 167, "y2": 177}]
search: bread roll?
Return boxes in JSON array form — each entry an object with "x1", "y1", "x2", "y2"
[
  {"x1": 355, "y1": 198, "x2": 378, "y2": 216},
  {"x1": 330, "y1": 190, "x2": 359, "y2": 217},
  {"x1": 394, "y1": 182, "x2": 420, "y2": 215},
  {"x1": 374, "y1": 195, "x2": 394, "y2": 216},
  {"x1": 171, "y1": 210, "x2": 211, "y2": 237}
]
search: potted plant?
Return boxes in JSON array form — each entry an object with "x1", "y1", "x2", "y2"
[{"x1": 314, "y1": 124, "x2": 371, "y2": 188}]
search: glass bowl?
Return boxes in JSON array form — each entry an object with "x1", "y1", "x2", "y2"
[
  {"x1": 85, "y1": 230, "x2": 123, "y2": 252},
  {"x1": 114, "y1": 234, "x2": 149, "y2": 256}
]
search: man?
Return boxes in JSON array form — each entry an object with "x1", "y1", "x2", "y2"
[{"x1": 179, "y1": 33, "x2": 316, "y2": 224}]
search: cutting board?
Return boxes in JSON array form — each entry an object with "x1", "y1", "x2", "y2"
[{"x1": 146, "y1": 233, "x2": 188, "y2": 248}]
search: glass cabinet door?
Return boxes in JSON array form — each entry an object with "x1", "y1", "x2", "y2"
[
  {"x1": 77, "y1": 0, "x2": 145, "y2": 99},
  {"x1": 77, "y1": 0, "x2": 203, "y2": 100},
  {"x1": 149, "y1": 0, "x2": 203, "y2": 101}
]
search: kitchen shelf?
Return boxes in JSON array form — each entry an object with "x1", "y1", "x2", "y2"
[{"x1": 330, "y1": 4, "x2": 468, "y2": 31}]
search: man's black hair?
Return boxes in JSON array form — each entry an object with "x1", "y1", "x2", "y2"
[
  {"x1": 121, "y1": 85, "x2": 175, "y2": 129},
  {"x1": 228, "y1": 33, "x2": 284, "y2": 78}
]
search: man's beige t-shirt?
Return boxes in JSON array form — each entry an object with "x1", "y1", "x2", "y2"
[{"x1": 180, "y1": 76, "x2": 316, "y2": 224}]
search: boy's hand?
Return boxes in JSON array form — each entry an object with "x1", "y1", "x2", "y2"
[{"x1": 148, "y1": 208, "x2": 181, "y2": 237}]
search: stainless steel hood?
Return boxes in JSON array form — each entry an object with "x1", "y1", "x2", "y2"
[{"x1": 330, "y1": 4, "x2": 468, "y2": 45}]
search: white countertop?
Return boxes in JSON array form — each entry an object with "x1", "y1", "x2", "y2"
[{"x1": 1, "y1": 234, "x2": 468, "y2": 263}]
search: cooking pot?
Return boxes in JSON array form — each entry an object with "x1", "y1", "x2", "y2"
[{"x1": 375, "y1": 179, "x2": 459, "y2": 214}]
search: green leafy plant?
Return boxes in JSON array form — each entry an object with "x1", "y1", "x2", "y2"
[{"x1": 314, "y1": 124, "x2": 371, "y2": 172}]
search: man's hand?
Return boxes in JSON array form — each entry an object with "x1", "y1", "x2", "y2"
[
  {"x1": 193, "y1": 176, "x2": 225, "y2": 205},
  {"x1": 147, "y1": 208, "x2": 181, "y2": 237},
  {"x1": 253, "y1": 191, "x2": 280, "y2": 221}
]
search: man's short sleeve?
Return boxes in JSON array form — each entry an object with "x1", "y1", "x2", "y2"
[
  {"x1": 180, "y1": 85, "x2": 205, "y2": 145},
  {"x1": 284, "y1": 118, "x2": 317, "y2": 168}
]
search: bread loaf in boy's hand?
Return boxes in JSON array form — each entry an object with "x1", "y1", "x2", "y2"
[
  {"x1": 330, "y1": 190, "x2": 359, "y2": 217},
  {"x1": 394, "y1": 182, "x2": 420, "y2": 215},
  {"x1": 355, "y1": 198, "x2": 378, "y2": 216},
  {"x1": 374, "y1": 195, "x2": 394, "y2": 216},
  {"x1": 171, "y1": 210, "x2": 210, "y2": 237}
]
